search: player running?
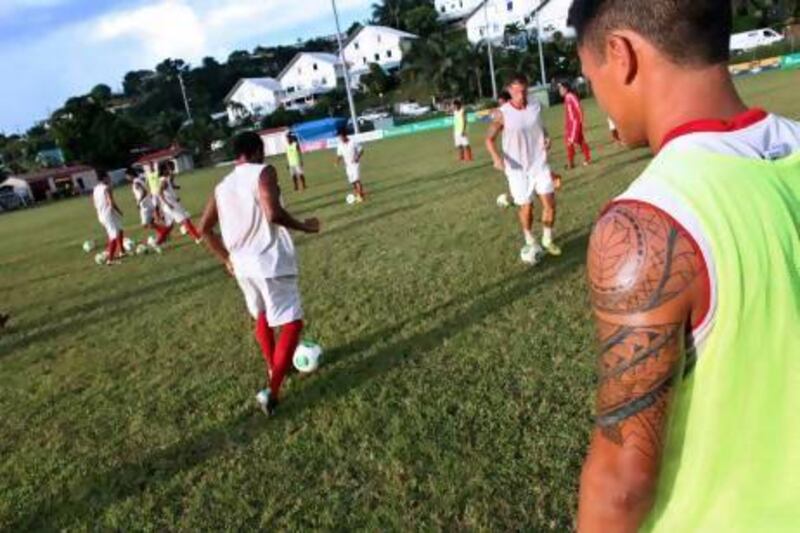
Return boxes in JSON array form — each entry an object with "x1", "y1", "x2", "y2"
[
  {"x1": 559, "y1": 80, "x2": 592, "y2": 169},
  {"x1": 570, "y1": 0, "x2": 800, "y2": 531},
  {"x1": 92, "y1": 171, "x2": 125, "y2": 265},
  {"x1": 155, "y1": 162, "x2": 203, "y2": 245},
  {"x1": 336, "y1": 128, "x2": 366, "y2": 203},
  {"x1": 285, "y1": 133, "x2": 307, "y2": 192},
  {"x1": 453, "y1": 99, "x2": 473, "y2": 162},
  {"x1": 199, "y1": 131, "x2": 321, "y2": 416},
  {"x1": 486, "y1": 73, "x2": 562, "y2": 264}
]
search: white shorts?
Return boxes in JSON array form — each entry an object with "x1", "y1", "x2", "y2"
[
  {"x1": 454, "y1": 133, "x2": 470, "y2": 147},
  {"x1": 346, "y1": 164, "x2": 361, "y2": 184},
  {"x1": 289, "y1": 165, "x2": 304, "y2": 178},
  {"x1": 162, "y1": 202, "x2": 190, "y2": 225},
  {"x1": 139, "y1": 200, "x2": 155, "y2": 226},
  {"x1": 505, "y1": 165, "x2": 555, "y2": 206},
  {"x1": 99, "y1": 214, "x2": 122, "y2": 240},
  {"x1": 236, "y1": 275, "x2": 304, "y2": 326}
]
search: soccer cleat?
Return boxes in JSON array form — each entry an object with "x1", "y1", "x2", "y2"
[
  {"x1": 542, "y1": 241, "x2": 562, "y2": 257},
  {"x1": 355, "y1": 195, "x2": 364, "y2": 204},
  {"x1": 194, "y1": 238, "x2": 204, "y2": 245},
  {"x1": 255, "y1": 389, "x2": 279, "y2": 416}
]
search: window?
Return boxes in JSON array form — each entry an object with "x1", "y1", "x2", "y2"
[
  {"x1": 355, "y1": 42, "x2": 360, "y2": 50},
  {"x1": 374, "y1": 53, "x2": 380, "y2": 61},
  {"x1": 321, "y1": 77, "x2": 328, "y2": 85},
  {"x1": 363, "y1": 57, "x2": 367, "y2": 64},
  {"x1": 507, "y1": 1, "x2": 513, "y2": 11},
  {"x1": 440, "y1": 5, "x2": 445, "y2": 12},
  {"x1": 459, "y1": 0, "x2": 463, "y2": 6},
  {"x1": 377, "y1": 34, "x2": 382, "y2": 43},
  {"x1": 386, "y1": 50, "x2": 392, "y2": 59},
  {"x1": 313, "y1": 63, "x2": 318, "y2": 70}
]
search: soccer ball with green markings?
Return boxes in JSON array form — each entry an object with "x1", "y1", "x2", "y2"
[{"x1": 293, "y1": 341, "x2": 323, "y2": 373}]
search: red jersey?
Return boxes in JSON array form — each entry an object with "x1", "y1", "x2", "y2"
[{"x1": 564, "y1": 92, "x2": 584, "y2": 144}]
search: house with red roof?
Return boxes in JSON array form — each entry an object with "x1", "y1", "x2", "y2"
[
  {"x1": 11, "y1": 164, "x2": 98, "y2": 201},
  {"x1": 133, "y1": 145, "x2": 194, "y2": 175}
]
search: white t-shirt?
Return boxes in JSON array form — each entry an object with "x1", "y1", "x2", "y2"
[
  {"x1": 500, "y1": 101, "x2": 548, "y2": 172},
  {"x1": 93, "y1": 183, "x2": 113, "y2": 220},
  {"x1": 159, "y1": 176, "x2": 180, "y2": 204},
  {"x1": 337, "y1": 139, "x2": 362, "y2": 167},
  {"x1": 215, "y1": 163, "x2": 298, "y2": 279},
  {"x1": 132, "y1": 177, "x2": 149, "y2": 203}
]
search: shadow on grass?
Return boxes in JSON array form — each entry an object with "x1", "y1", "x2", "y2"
[
  {"x1": 0, "y1": 263, "x2": 220, "y2": 358},
  {"x1": 8, "y1": 230, "x2": 590, "y2": 530}
]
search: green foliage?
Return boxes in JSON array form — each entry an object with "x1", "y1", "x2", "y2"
[
  {"x1": 360, "y1": 64, "x2": 397, "y2": 96},
  {"x1": 403, "y1": 4, "x2": 440, "y2": 37},
  {"x1": 261, "y1": 107, "x2": 304, "y2": 130},
  {"x1": 371, "y1": 0, "x2": 436, "y2": 33}
]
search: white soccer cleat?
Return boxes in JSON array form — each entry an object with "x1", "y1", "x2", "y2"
[{"x1": 255, "y1": 388, "x2": 278, "y2": 416}]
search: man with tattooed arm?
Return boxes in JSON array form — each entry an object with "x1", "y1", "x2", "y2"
[{"x1": 570, "y1": 0, "x2": 800, "y2": 531}]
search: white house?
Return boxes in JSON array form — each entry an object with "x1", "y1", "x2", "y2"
[
  {"x1": 224, "y1": 78, "x2": 286, "y2": 125},
  {"x1": 435, "y1": 0, "x2": 483, "y2": 21},
  {"x1": 278, "y1": 52, "x2": 344, "y2": 111},
  {"x1": 134, "y1": 146, "x2": 195, "y2": 175},
  {"x1": 465, "y1": 0, "x2": 539, "y2": 44},
  {"x1": 524, "y1": 0, "x2": 575, "y2": 41},
  {"x1": 343, "y1": 25, "x2": 418, "y2": 77},
  {"x1": 12, "y1": 165, "x2": 98, "y2": 201}
]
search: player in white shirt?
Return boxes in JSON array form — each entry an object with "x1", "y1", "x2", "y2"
[
  {"x1": 92, "y1": 171, "x2": 125, "y2": 264},
  {"x1": 155, "y1": 161, "x2": 203, "y2": 245},
  {"x1": 336, "y1": 128, "x2": 366, "y2": 202},
  {"x1": 199, "y1": 132, "x2": 321, "y2": 416},
  {"x1": 486, "y1": 73, "x2": 562, "y2": 264}
]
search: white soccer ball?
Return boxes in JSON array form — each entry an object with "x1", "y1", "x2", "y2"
[
  {"x1": 496, "y1": 193, "x2": 510, "y2": 208},
  {"x1": 520, "y1": 245, "x2": 542, "y2": 266},
  {"x1": 346, "y1": 193, "x2": 356, "y2": 205},
  {"x1": 293, "y1": 341, "x2": 323, "y2": 373},
  {"x1": 147, "y1": 235, "x2": 157, "y2": 248},
  {"x1": 123, "y1": 238, "x2": 135, "y2": 253},
  {"x1": 94, "y1": 251, "x2": 108, "y2": 265},
  {"x1": 135, "y1": 244, "x2": 149, "y2": 256},
  {"x1": 82, "y1": 240, "x2": 95, "y2": 253}
]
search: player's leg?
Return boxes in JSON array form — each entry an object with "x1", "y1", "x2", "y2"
[
  {"x1": 507, "y1": 169, "x2": 541, "y2": 255},
  {"x1": 566, "y1": 142, "x2": 576, "y2": 169},
  {"x1": 236, "y1": 277, "x2": 277, "y2": 412},
  {"x1": 580, "y1": 136, "x2": 592, "y2": 165},
  {"x1": 255, "y1": 312, "x2": 275, "y2": 377},
  {"x1": 299, "y1": 173, "x2": 307, "y2": 191},
  {"x1": 534, "y1": 168, "x2": 561, "y2": 256},
  {"x1": 104, "y1": 221, "x2": 121, "y2": 262},
  {"x1": 182, "y1": 218, "x2": 203, "y2": 242},
  {"x1": 464, "y1": 140, "x2": 473, "y2": 162},
  {"x1": 264, "y1": 276, "x2": 305, "y2": 412}
]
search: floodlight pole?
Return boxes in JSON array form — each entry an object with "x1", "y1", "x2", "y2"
[
  {"x1": 178, "y1": 72, "x2": 193, "y2": 124},
  {"x1": 536, "y1": 13, "x2": 547, "y2": 87},
  {"x1": 331, "y1": 0, "x2": 360, "y2": 134},
  {"x1": 484, "y1": 1, "x2": 498, "y2": 100}
]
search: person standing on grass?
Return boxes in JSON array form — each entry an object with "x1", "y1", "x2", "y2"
[
  {"x1": 154, "y1": 161, "x2": 203, "y2": 245},
  {"x1": 199, "y1": 131, "x2": 321, "y2": 416},
  {"x1": 92, "y1": 171, "x2": 125, "y2": 265},
  {"x1": 570, "y1": 0, "x2": 800, "y2": 531},
  {"x1": 128, "y1": 167, "x2": 168, "y2": 245},
  {"x1": 559, "y1": 80, "x2": 592, "y2": 169},
  {"x1": 486, "y1": 73, "x2": 562, "y2": 265},
  {"x1": 453, "y1": 99, "x2": 473, "y2": 162},
  {"x1": 286, "y1": 133, "x2": 307, "y2": 192},
  {"x1": 336, "y1": 128, "x2": 366, "y2": 203}
]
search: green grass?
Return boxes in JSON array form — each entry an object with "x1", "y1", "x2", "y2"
[{"x1": 0, "y1": 70, "x2": 797, "y2": 530}]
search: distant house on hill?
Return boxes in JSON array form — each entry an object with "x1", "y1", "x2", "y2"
[
  {"x1": 12, "y1": 165, "x2": 98, "y2": 201},
  {"x1": 278, "y1": 52, "x2": 345, "y2": 111},
  {"x1": 342, "y1": 25, "x2": 418, "y2": 79},
  {"x1": 465, "y1": 0, "x2": 574, "y2": 45},
  {"x1": 435, "y1": 0, "x2": 484, "y2": 21},
  {"x1": 133, "y1": 145, "x2": 194, "y2": 175},
  {"x1": 224, "y1": 78, "x2": 286, "y2": 125}
]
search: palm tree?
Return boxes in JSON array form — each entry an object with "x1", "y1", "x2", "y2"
[
  {"x1": 402, "y1": 33, "x2": 472, "y2": 98},
  {"x1": 372, "y1": 0, "x2": 405, "y2": 29}
]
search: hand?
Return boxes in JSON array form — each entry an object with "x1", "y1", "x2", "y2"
[
  {"x1": 545, "y1": 137, "x2": 552, "y2": 151},
  {"x1": 224, "y1": 259, "x2": 235, "y2": 277},
  {"x1": 303, "y1": 217, "x2": 321, "y2": 234},
  {"x1": 492, "y1": 158, "x2": 505, "y2": 172}
]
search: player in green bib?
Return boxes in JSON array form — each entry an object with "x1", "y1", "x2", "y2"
[
  {"x1": 285, "y1": 133, "x2": 306, "y2": 192},
  {"x1": 453, "y1": 99, "x2": 473, "y2": 162},
  {"x1": 569, "y1": 0, "x2": 800, "y2": 531}
]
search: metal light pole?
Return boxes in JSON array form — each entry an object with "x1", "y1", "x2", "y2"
[
  {"x1": 484, "y1": 1, "x2": 498, "y2": 99},
  {"x1": 178, "y1": 72, "x2": 193, "y2": 124},
  {"x1": 331, "y1": 0, "x2": 360, "y2": 134},
  {"x1": 535, "y1": 13, "x2": 547, "y2": 87}
]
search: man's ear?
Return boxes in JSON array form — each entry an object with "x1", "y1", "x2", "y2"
[{"x1": 607, "y1": 33, "x2": 638, "y2": 86}]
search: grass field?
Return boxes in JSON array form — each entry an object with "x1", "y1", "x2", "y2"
[{"x1": 1, "y1": 70, "x2": 797, "y2": 530}]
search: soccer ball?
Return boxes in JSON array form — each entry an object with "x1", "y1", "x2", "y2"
[
  {"x1": 135, "y1": 244, "x2": 149, "y2": 256},
  {"x1": 346, "y1": 193, "x2": 356, "y2": 205},
  {"x1": 496, "y1": 193, "x2": 510, "y2": 208},
  {"x1": 82, "y1": 240, "x2": 95, "y2": 253},
  {"x1": 293, "y1": 341, "x2": 323, "y2": 373},
  {"x1": 147, "y1": 235, "x2": 157, "y2": 248},
  {"x1": 520, "y1": 245, "x2": 542, "y2": 266},
  {"x1": 94, "y1": 251, "x2": 108, "y2": 265},
  {"x1": 123, "y1": 238, "x2": 135, "y2": 253}
]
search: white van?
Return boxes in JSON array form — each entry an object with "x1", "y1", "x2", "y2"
[{"x1": 730, "y1": 28, "x2": 785, "y2": 54}]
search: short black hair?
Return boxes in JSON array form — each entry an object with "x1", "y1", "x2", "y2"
[
  {"x1": 507, "y1": 73, "x2": 529, "y2": 86},
  {"x1": 338, "y1": 126, "x2": 348, "y2": 137},
  {"x1": 567, "y1": 0, "x2": 731, "y2": 65},
  {"x1": 158, "y1": 162, "x2": 170, "y2": 177},
  {"x1": 498, "y1": 90, "x2": 511, "y2": 102},
  {"x1": 233, "y1": 131, "x2": 264, "y2": 159},
  {"x1": 453, "y1": 99, "x2": 462, "y2": 108},
  {"x1": 557, "y1": 79, "x2": 574, "y2": 92}
]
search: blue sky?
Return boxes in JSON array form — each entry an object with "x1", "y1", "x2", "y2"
[{"x1": 0, "y1": 0, "x2": 373, "y2": 133}]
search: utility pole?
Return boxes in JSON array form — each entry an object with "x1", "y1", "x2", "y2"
[
  {"x1": 178, "y1": 72, "x2": 193, "y2": 124},
  {"x1": 484, "y1": 1, "x2": 498, "y2": 100},
  {"x1": 536, "y1": 13, "x2": 547, "y2": 87},
  {"x1": 331, "y1": 0, "x2": 360, "y2": 134}
]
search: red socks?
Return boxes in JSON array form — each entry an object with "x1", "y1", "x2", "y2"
[
  {"x1": 567, "y1": 142, "x2": 592, "y2": 167},
  {"x1": 581, "y1": 141, "x2": 592, "y2": 164},
  {"x1": 116, "y1": 230, "x2": 125, "y2": 255},
  {"x1": 155, "y1": 224, "x2": 173, "y2": 245},
  {"x1": 183, "y1": 220, "x2": 202, "y2": 241},
  {"x1": 567, "y1": 144, "x2": 576, "y2": 168},
  {"x1": 270, "y1": 320, "x2": 303, "y2": 399},
  {"x1": 255, "y1": 313, "x2": 275, "y2": 372},
  {"x1": 106, "y1": 238, "x2": 119, "y2": 261}
]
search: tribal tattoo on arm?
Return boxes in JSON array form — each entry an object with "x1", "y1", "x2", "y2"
[{"x1": 588, "y1": 202, "x2": 699, "y2": 452}]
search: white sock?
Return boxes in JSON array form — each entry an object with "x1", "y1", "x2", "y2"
[
  {"x1": 542, "y1": 227, "x2": 553, "y2": 245},
  {"x1": 524, "y1": 230, "x2": 538, "y2": 247}
]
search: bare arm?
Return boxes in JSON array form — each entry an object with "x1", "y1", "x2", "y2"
[
  {"x1": 257, "y1": 165, "x2": 320, "y2": 233},
  {"x1": 485, "y1": 113, "x2": 504, "y2": 171},
  {"x1": 199, "y1": 194, "x2": 233, "y2": 276},
  {"x1": 578, "y1": 203, "x2": 703, "y2": 532},
  {"x1": 106, "y1": 189, "x2": 123, "y2": 216},
  {"x1": 158, "y1": 179, "x2": 176, "y2": 209}
]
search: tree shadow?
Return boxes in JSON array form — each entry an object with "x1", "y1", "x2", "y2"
[{"x1": 8, "y1": 230, "x2": 590, "y2": 530}]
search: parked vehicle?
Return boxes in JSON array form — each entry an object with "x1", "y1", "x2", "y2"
[
  {"x1": 730, "y1": 28, "x2": 784, "y2": 54},
  {"x1": 396, "y1": 102, "x2": 432, "y2": 117}
]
